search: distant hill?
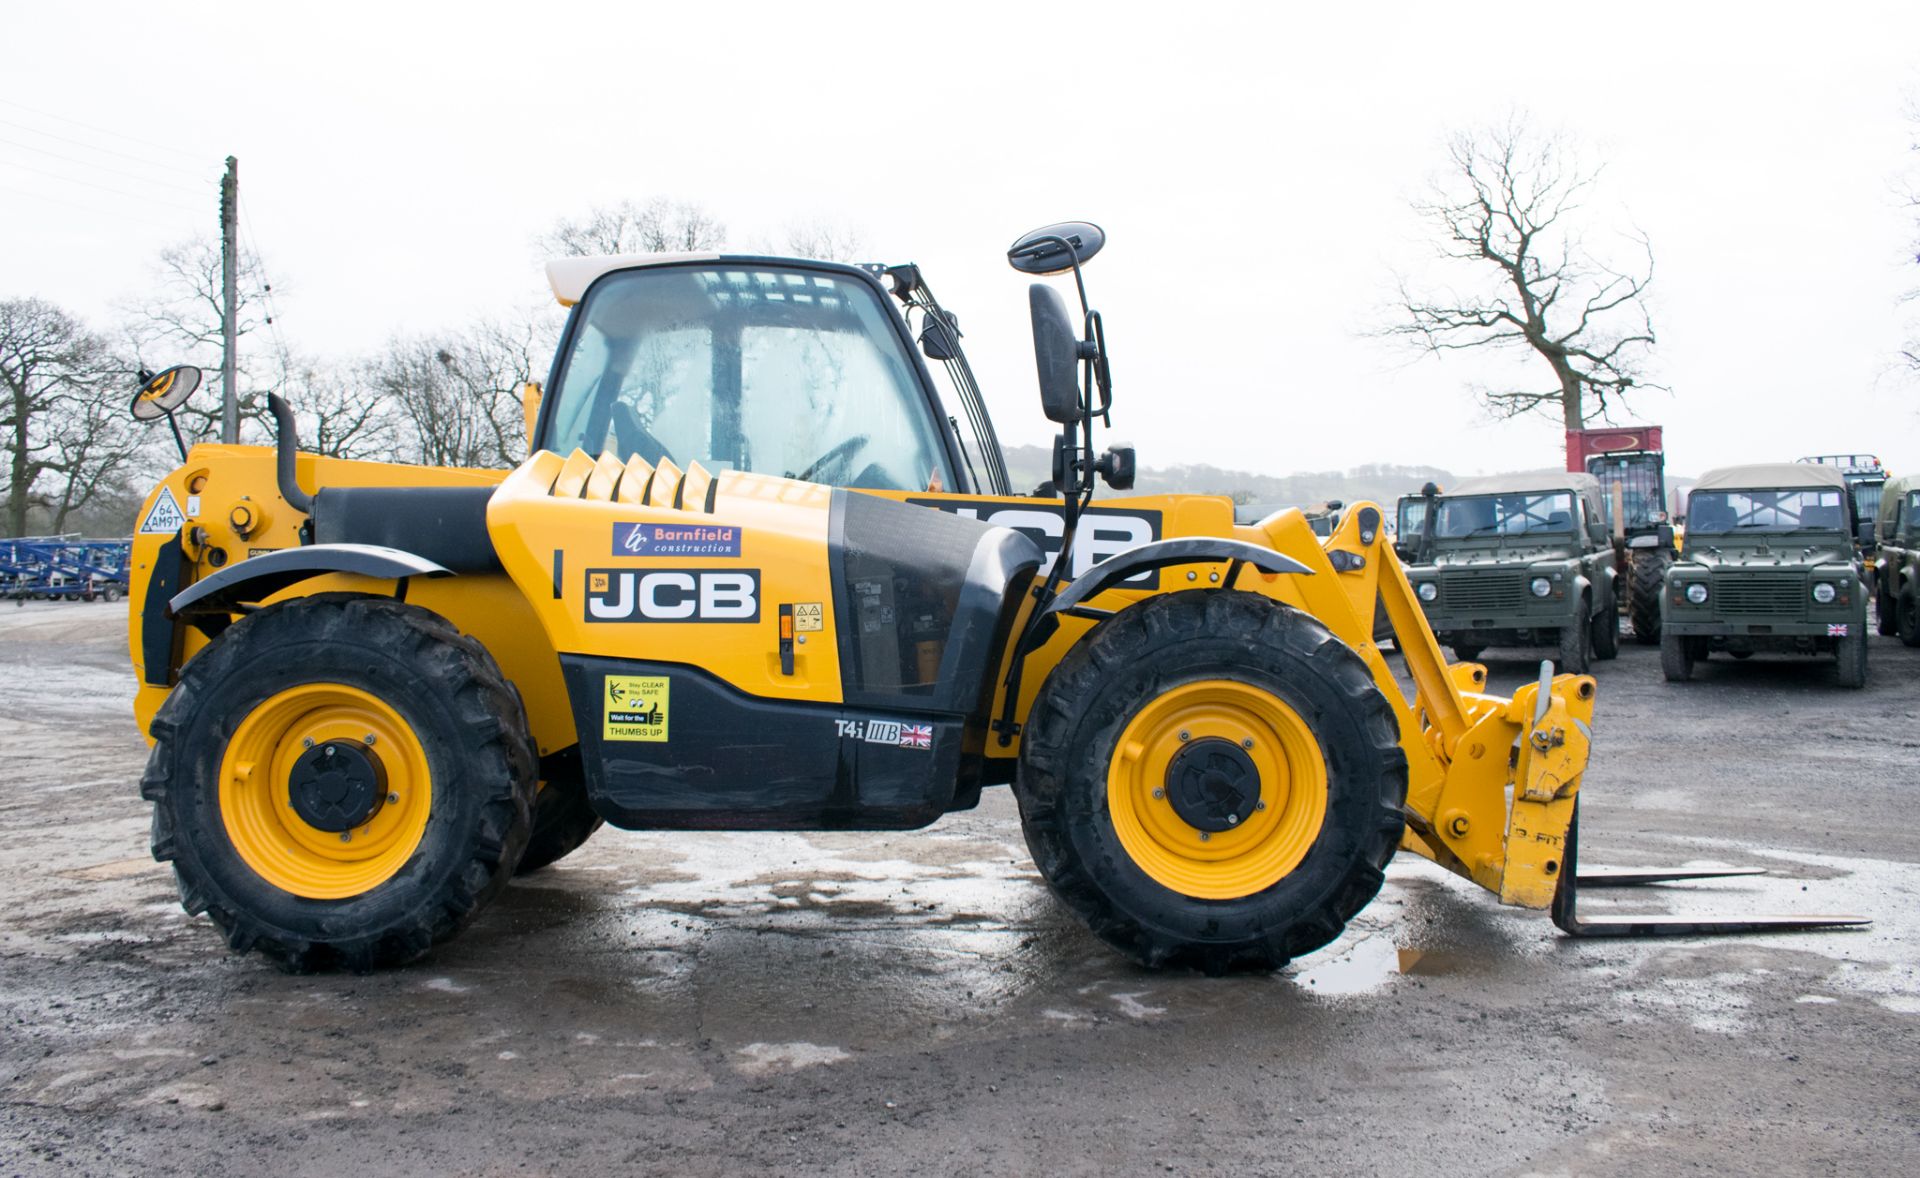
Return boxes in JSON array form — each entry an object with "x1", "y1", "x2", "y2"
[{"x1": 1000, "y1": 444, "x2": 1453, "y2": 509}]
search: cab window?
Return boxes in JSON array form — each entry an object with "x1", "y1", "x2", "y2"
[{"x1": 547, "y1": 265, "x2": 954, "y2": 492}]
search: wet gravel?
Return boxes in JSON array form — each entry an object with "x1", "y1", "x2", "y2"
[{"x1": 1, "y1": 602, "x2": 1915, "y2": 1175}]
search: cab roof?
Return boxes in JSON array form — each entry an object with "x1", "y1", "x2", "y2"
[
  {"x1": 1692, "y1": 462, "x2": 1846, "y2": 492},
  {"x1": 545, "y1": 251, "x2": 867, "y2": 307},
  {"x1": 1445, "y1": 469, "x2": 1602, "y2": 499}
]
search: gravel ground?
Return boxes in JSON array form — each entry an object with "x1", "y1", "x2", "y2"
[{"x1": 1, "y1": 600, "x2": 1915, "y2": 1176}]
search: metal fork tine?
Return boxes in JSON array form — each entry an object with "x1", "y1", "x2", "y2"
[{"x1": 1576, "y1": 866, "x2": 1768, "y2": 887}]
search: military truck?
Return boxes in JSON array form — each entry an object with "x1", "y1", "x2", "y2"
[
  {"x1": 1568, "y1": 425, "x2": 1676, "y2": 644},
  {"x1": 1400, "y1": 471, "x2": 1620, "y2": 674},
  {"x1": 1661, "y1": 463, "x2": 1868, "y2": 687},
  {"x1": 1872, "y1": 473, "x2": 1919, "y2": 644}
]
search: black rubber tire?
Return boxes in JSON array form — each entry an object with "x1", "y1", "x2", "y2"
[
  {"x1": 1590, "y1": 592, "x2": 1620, "y2": 660},
  {"x1": 1558, "y1": 600, "x2": 1592, "y2": 675},
  {"x1": 1451, "y1": 643, "x2": 1484, "y2": 663},
  {"x1": 141, "y1": 594, "x2": 536, "y2": 972},
  {"x1": 1899, "y1": 588, "x2": 1920, "y2": 649},
  {"x1": 1835, "y1": 625, "x2": 1868, "y2": 689},
  {"x1": 515, "y1": 773, "x2": 603, "y2": 874},
  {"x1": 1014, "y1": 590, "x2": 1407, "y2": 975},
  {"x1": 1629, "y1": 550, "x2": 1669, "y2": 644},
  {"x1": 1876, "y1": 582, "x2": 1898, "y2": 636},
  {"x1": 1660, "y1": 631, "x2": 1693, "y2": 682}
]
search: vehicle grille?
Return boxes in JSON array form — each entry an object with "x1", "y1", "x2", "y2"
[
  {"x1": 1440, "y1": 572, "x2": 1527, "y2": 612},
  {"x1": 1710, "y1": 572, "x2": 1804, "y2": 616}
]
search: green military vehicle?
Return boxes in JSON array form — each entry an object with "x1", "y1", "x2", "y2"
[
  {"x1": 1400, "y1": 471, "x2": 1620, "y2": 674},
  {"x1": 1661, "y1": 462, "x2": 1868, "y2": 687},
  {"x1": 1872, "y1": 473, "x2": 1920, "y2": 645}
]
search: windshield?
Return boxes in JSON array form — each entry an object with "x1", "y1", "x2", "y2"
[
  {"x1": 1587, "y1": 453, "x2": 1665, "y2": 531},
  {"x1": 1686, "y1": 488, "x2": 1848, "y2": 535},
  {"x1": 1851, "y1": 479, "x2": 1884, "y2": 525},
  {"x1": 1432, "y1": 492, "x2": 1578, "y2": 539},
  {"x1": 546, "y1": 264, "x2": 954, "y2": 492}
]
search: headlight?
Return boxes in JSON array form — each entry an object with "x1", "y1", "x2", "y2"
[
  {"x1": 1685, "y1": 583, "x2": 1709, "y2": 605},
  {"x1": 1530, "y1": 577, "x2": 1553, "y2": 598},
  {"x1": 1812, "y1": 582, "x2": 1836, "y2": 604},
  {"x1": 1417, "y1": 582, "x2": 1438, "y2": 603}
]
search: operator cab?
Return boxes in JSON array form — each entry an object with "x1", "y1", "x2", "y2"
[{"x1": 537, "y1": 256, "x2": 989, "y2": 495}]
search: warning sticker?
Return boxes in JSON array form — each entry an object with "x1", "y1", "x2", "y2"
[
  {"x1": 603, "y1": 675, "x2": 669, "y2": 742},
  {"x1": 139, "y1": 486, "x2": 185, "y2": 535},
  {"x1": 793, "y1": 602, "x2": 824, "y2": 632}
]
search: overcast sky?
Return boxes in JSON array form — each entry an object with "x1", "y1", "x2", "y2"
[{"x1": 5, "y1": 1, "x2": 1918, "y2": 481}]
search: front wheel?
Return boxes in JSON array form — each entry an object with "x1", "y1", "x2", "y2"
[
  {"x1": 1660, "y1": 631, "x2": 1694, "y2": 682},
  {"x1": 1835, "y1": 626, "x2": 1868, "y2": 689},
  {"x1": 1558, "y1": 605, "x2": 1592, "y2": 675},
  {"x1": 1015, "y1": 591, "x2": 1407, "y2": 975},
  {"x1": 1876, "y1": 584, "x2": 1898, "y2": 636},
  {"x1": 1590, "y1": 594, "x2": 1620, "y2": 660},
  {"x1": 1629, "y1": 550, "x2": 1669, "y2": 644},
  {"x1": 141, "y1": 594, "x2": 536, "y2": 972}
]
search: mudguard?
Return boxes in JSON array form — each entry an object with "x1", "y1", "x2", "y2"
[
  {"x1": 1029, "y1": 537, "x2": 1312, "y2": 644},
  {"x1": 168, "y1": 543, "x2": 450, "y2": 617}
]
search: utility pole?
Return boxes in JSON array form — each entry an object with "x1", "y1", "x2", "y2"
[{"x1": 219, "y1": 155, "x2": 239, "y2": 444}]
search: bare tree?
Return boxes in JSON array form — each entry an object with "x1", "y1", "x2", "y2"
[
  {"x1": 123, "y1": 235, "x2": 275, "y2": 445},
  {"x1": 536, "y1": 198, "x2": 725, "y2": 257},
  {"x1": 0, "y1": 298, "x2": 129, "y2": 536},
  {"x1": 1903, "y1": 96, "x2": 1920, "y2": 374},
  {"x1": 276, "y1": 351, "x2": 398, "y2": 461},
  {"x1": 367, "y1": 310, "x2": 553, "y2": 469},
  {"x1": 1388, "y1": 119, "x2": 1660, "y2": 430},
  {"x1": 779, "y1": 218, "x2": 868, "y2": 262}
]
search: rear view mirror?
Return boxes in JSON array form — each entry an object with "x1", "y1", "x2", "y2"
[
  {"x1": 1008, "y1": 222, "x2": 1106, "y2": 275},
  {"x1": 1029, "y1": 284, "x2": 1083, "y2": 424},
  {"x1": 920, "y1": 311, "x2": 960, "y2": 362},
  {"x1": 130, "y1": 365, "x2": 201, "y2": 422}
]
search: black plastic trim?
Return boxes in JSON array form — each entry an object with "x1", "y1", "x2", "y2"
[
  {"x1": 1031, "y1": 538, "x2": 1313, "y2": 644},
  {"x1": 140, "y1": 535, "x2": 190, "y2": 687},
  {"x1": 168, "y1": 544, "x2": 451, "y2": 617}
]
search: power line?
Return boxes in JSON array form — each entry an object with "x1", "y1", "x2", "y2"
[
  {"x1": 0, "y1": 135, "x2": 213, "y2": 196},
  {"x1": 0, "y1": 115, "x2": 210, "y2": 179},
  {"x1": 0, "y1": 182, "x2": 197, "y2": 232},
  {"x1": 0, "y1": 158, "x2": 205, "y2": 214},
  {"x1": 239, "y1": 197, "x2": 293, "y2": 369},
  {"x1": 0, "y1": 96, "x2": 205, "y2": 162}
]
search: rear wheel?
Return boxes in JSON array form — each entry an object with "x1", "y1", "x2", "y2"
[
  {"x1": 1015, "y1": 591, "x2": 1406, "y2": 975},
  {"x1": 1899, "y1": 588, "x2": 1920, "y2": 648},
  {"x1": 1660, "y1": 631, "x2": 1693, "y2": 682},
  {"x1": 1451, "y1": 643, "x2": 1484, "y2": 662},
  {"x1": 1835, "y1": 626, "x2": 1868, "y2": 689},
  {"x1": 516, "y1": 770, "x2": 603, "y2": 874},
  {"x1": 141, "y1": 594, "x2": 535, "y2": 972},
  {"x1": 1629, "y1": 550, "x2": 1669, "y2": 644}
]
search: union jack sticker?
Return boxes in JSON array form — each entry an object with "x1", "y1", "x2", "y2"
[
  {"x1": 1828, "y1": 623, "x2": 1849, "y2": 637},
  {"x1": 898, "y1": 724, "x2": 933, "y2": 750}
]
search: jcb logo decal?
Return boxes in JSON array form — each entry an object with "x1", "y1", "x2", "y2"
[
  {"x1": 584, "y1": 568, "x2": 760, "y2": 622},
  {"x1": 909, "y1": 500, "x2": 1161, "y2": 585}
]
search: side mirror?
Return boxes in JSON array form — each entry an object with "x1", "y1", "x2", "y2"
[
  {"x1": 1095, "y1": 445, "x2": 1135, "y2": 490},
  {"x1": 520, "y1": 381, "x2": 543, "y2": 452},
  {"x1": 1008, "y1": 221, "x2": 1106, "y2": 275},
  {"x1": 1029, "y1": 284, "x2": 1084, "y2": 424},
  {"x1": 920, "y1": 311, "x2": 959, "y2": 362},
  {"x1": 130, "y1": 364, "x2": 201, "y2": 422}
]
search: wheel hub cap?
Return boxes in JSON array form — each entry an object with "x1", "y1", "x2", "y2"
[
  {"x1": 1165, "y1": 738, "x2": 1260, "y2": 832},
  {"x1": 287, "y1": 739, "x2": 386, "y2": 832}
]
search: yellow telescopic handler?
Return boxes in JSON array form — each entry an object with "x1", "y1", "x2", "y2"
[{"x1": 120, "y1": 223, "x2": 1863, "y2": 972}]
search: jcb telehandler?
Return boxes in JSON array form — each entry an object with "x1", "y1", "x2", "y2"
[{"x1": 123, "y1": 223, "x2": 1861, "y2": 973}]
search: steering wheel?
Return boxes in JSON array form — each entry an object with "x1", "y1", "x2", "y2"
[
  {"x1": 610, "y1": 401, "x2": 674, "y2": 467},
  {"x1": 795, "y1": 435, "x2": 869, "y2": 484}
]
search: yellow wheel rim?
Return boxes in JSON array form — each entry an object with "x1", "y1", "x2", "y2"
[
  {"x1": 217, "y1": 683, "x2": 432, "y2": 900},
  {"x1": 1106, "y1": 678, "x2": 1328, "y2": 900}
]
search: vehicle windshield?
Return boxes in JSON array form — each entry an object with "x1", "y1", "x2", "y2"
[
  {"x1": 1686, "y1": 488, "x2": 1849, "y2": 535},
  {"x1": 1397, "y1": 498, "x2": 1427, "y2": 540},
  {"x1": 1587, "y1": 453, "x2": 1664, "y2": 531},
  {"x1": 1851, "y1": 479, "x2": 1884, "y2": 525},
  {"x1": 1432, "y1": 492, "x2": 1578, "y2": 539},
  {"x1": 546, "y1": 264, "x2": 954, "y2": 492}
]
